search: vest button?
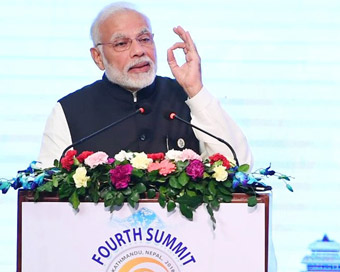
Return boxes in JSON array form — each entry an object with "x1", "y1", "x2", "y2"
[{"x1": 139, "y1": 134, "x2": 146, "y2": 141}]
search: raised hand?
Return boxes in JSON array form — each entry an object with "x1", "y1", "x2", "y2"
[{"x1": 167, "y1": 26, "x2": 203, "y2": 97}]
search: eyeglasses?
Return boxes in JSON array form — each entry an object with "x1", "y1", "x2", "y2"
[{"x1": 96, "y1": 33, "x2": 154, "y2": 52}]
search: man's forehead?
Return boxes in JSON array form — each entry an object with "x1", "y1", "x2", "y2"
[{"x1": 110, "y1": 28, "x2": 151, "y2": 39}]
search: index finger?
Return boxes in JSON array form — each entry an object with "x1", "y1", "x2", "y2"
[{"x1": 173, "y1": 26, "x2": 196, "y2": 51}]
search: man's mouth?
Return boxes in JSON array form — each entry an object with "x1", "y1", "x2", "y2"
[{"x1": 128, "y1": 61, "x2": 151, "y2": 73}]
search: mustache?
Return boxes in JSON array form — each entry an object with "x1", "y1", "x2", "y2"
[{"x1": 126, "y1": 56, "x2": 154, "y2": 71}]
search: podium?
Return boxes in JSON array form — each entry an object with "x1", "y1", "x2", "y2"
[{"x1": 17, "y1": 190, "x2": 271, "y2": 272}]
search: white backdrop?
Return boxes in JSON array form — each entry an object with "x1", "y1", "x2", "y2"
[{"x1": 1, "y1": 0, "x2": 340, "y2": 271}]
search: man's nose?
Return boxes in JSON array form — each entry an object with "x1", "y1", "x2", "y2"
[{"x1": 129, "y1": 39, "x2": 145, "y2": 57}]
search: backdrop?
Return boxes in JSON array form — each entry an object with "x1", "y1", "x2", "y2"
[{"x1": 1, "y1": 0, "x2": 340, "y2": 271}]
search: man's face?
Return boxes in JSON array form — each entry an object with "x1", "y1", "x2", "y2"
[{"x1": 96, "y1": 10, "x2": 157, "y2": 91}]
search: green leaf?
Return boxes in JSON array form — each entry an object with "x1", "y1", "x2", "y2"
[
  {"x1": 217, "y1": 185, "x2": 232, "y2": 196},
  {"x1": 121, "y1": 187, "x2": 132, "y2": 196},
  {"x1": 208, "y1": 180, "x2": 217, "y2": 196},
  {"x1": 176, "y1": 160, "x2": 189, "y2": 172},
  {"x1": 52, "y1": 176, "x2": 59, "y2": 187},
  {"x1": 69, "y1": 191, "x2": 80, "y2": 209},
  {"x1": 178, "y1": 172, "x2": 189, "y2": 186},
  {"x1": 147, "y1": 189, "x2": 156, "y2": 199},
  {"x1": 167, "y1": 200, "x2": 176, "y2": 212},
  {"x1": 222, "y1": 180, "x2": 233, "y2": 188},
  {"x1": 115, "y1": 192, "x2": 124, "y2": 206},
  {"x1": 37, "y1": 181, "x2": 53, "y2": 193},
  {"x1": 132, "y1": 169, "x2": 144, "y2": 178},
  {"x1": 159, "y1": 186, "x2": 167, "y2": 195},
  {"x1": 186, "y1": 189, "x2": 197, "y2": 197},
  {"x1": 147, "y1": 170, "x2": 159, "y2": 182},
  {"x1": 104, "y1": 197, "x2": 114, "y2": 208},
  {"x1": 169, "y1": 176, "x2": 182, "y2": 189},
  {"x1": 129, "y1": 191, "x2": 140, "y2": 202},
  {"x1": 59, "y1": 182, "x2": 75, "y2": 199},
  {"x1": 158, "y1": 193, "x2": 166, "y2": 208},
  {"x1": 203, "y1": 195, "x2": 214, "y2": 202},
  {"x1": 128, "y1": 198, "x2": 137, "y2": 208},
  {"x1": 193, "y1": 183, "x2": 204, "y2": 193},
  {"x1": 53, "y1": 159, "x2": 59, "y2": 168},
  {"x1": 206, "y1": 204, "x2": 216, "y2": 224},
  {"x1": 248, "y1": 195, "x2": 258, "y2": 207},
  {"x1": 166, "y1": 188, "x2": 178, "y2": 197},
  {"x1": 179, "y1": 204, "x2": 193, "y2": 220},
  {"x1": 238, "y1": 164, "x2": 250, "y2": 173},
  {"x1": 176, "y1": 194, "x2": 202, "y2": 209},
  {"x1": 211, "y1": 199, "x2": 220, "y2": 209},
  {"x1": 89, "y1": 188, "x2": 100, "y2": 203},
  {"x1": 134, "y1": 183, "x2": 147, "y2": 193},
  {"x1": 219, "y1": 194, "x2": 233, "y2": 203}
]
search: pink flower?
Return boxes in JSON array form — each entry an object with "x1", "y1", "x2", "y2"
[
  {"x1": 147, "y1": 162, "x2": 161, "y2": 172},
  {"x1": 158, "y1": 160, "x2": 176, "y2": 176},
  {"x1": 180, "y1": 149, "x2": 202, "y2": 161},
  {"x1": 107, "y1": 158, "x2": 115, "y2": 164},
  {"x1": 186, "y1": 159, "x2": 205, "y2": 180},
  {"x1": 84, "y1": 151, "x2": 109, "y2": 168},
  {"x1": 109, "y1": 164, "x2": 133, "y2": 189}
]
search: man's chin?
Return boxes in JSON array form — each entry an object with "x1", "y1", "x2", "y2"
[{"x1": 121, "y1": 74, "x2": 156, "y2": 91}]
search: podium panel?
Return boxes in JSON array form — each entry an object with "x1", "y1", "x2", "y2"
[{"x1": 17, "y1": 192, "x2": 269, "y2": 272}]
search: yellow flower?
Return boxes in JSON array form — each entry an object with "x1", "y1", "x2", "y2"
[
  {"x1": 130, "y1": 152, "x2": 152, "y2": 170},
  {"x1": 212, "y1": 165, "x2": 228, "y2": 182},
  {"x1": 73, "y1": 167, "x2": 90, "y2": 188}
]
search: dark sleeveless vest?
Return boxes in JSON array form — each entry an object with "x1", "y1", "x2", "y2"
[{"x1": 59, "y1": 74, "x2": 200, "y2": 157}]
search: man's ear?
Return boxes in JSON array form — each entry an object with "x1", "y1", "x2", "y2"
[{"x1": 90, "y1": 47, "x2": 105, "y2": 70}]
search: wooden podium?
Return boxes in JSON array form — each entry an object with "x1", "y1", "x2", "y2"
[{"x1": 17, "y1": 190, "x2": 270, "y2": 272}]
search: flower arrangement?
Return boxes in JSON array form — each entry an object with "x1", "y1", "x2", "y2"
[{"x1": 0, "y1": 149, "x2": 292, "y2": 226}]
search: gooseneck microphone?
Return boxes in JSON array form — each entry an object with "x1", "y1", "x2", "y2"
[
  {"x1": 59, "y1": 105, "x2": 149, "y2": 161},
  {"x1": 168, "y1": 112, "x2": 240, "y2": 166}
]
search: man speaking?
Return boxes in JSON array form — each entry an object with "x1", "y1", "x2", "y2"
[{"x1": 38, "y1": 2, "x2": 253, "y2": 168}]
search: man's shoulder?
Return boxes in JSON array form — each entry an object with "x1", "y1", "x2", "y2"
[
  {"x1": 155, "y1": 75, "x2": 180, "y2": 86},
  {"x1": 154, "y1": 76, "x2": 186, "y2": 95}
]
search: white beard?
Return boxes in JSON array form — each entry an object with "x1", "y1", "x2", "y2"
[{"x1": 103, "y1": 56, "x2": 157, "y2": 91}]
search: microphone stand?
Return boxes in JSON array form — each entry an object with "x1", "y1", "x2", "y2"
[
  {"x1": 170, "y1": 113, "x2": 240, "y2": 166},
  {"x1": 59, "y1": 108, "x2": 144, "y2": 161}
]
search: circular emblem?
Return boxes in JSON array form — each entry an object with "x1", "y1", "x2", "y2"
[
  {"x1": 106, "y1": 246, "x2": 180, "y2": 272},
  {"x1": 177, "y1": 138, "x2": 185, "y2": 149}
]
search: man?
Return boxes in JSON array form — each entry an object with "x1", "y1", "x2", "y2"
[{"x1": 38, "y1": 2, "x2": 253, "y2": 168}]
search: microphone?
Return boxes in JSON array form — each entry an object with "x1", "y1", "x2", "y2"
[
  {"x1": 59, "y1": 105, "x2": 150, "y2": 161},
  {"x1": 167, "y1": 112, "x2": 240, "y2": 166}
]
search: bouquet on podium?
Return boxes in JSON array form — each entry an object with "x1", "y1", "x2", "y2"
[{"x1": 1, "y1": 148, "x2": 292, "y2": 225}]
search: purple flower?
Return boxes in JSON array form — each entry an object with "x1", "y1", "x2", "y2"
[
  {"x1": 186, "y1": 159, "x2": 205, "y2": 180},
  {"x1": 109, "y1": 164, "x2": 133, "y2": 189},
  {"x1": 232, "y1": 172, "x2": 249, "y2": 189}
]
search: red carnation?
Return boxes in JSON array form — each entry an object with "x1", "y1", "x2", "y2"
[
  {"x1": 61, "y1": 150, "x2": 77, "y2": 171},
  {"x1": 209, "y1": 153, "x2": 231, "y2": 169},
  {"x1": 76, "y1": 151, "x2": 94, "y2": 163},
  {"x1": 147, "y1": 152, "x2": 165, "y2": 161}
]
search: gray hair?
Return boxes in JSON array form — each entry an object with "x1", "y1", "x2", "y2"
[{"x1": 90, "y1": 2, "x2": 150, "y2": 46}]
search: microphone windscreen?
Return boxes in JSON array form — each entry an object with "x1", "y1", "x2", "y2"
[
  {"x1": 163, "y1": 109, "x2": 176, "y2": 120},
  {"x1": 136, "y1": 102, "x2": 152, "y2": 114}
]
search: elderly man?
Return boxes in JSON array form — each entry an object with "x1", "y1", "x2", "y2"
[{"x1": 38, "y1": 2, "x2": 253, "y2": 168}]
